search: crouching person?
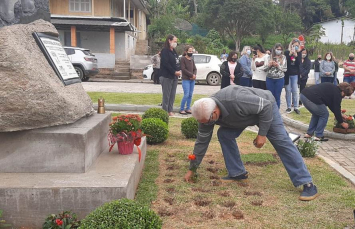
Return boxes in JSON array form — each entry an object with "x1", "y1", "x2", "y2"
[{"x1": 184, "y1": 85, "x2": 318, "y2": 201}]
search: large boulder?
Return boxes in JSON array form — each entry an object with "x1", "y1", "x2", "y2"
[{"x1": 0, "y1": 20, "x2": 94, "y2": 132}]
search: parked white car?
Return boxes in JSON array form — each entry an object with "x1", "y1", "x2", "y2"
[
  {"x1": 307, "y1": 60, "x2": 344, "y2": 85},
  {"x1": 142, "y1": 54, "x2": 222, "y2": 86}
]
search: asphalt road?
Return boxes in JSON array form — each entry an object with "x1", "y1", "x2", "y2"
[{"x1": 82, "y1": 81, "x2": 220, "y2": 95}]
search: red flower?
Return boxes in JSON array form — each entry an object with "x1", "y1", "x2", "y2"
[
  {"x1": 124, "y1": 119, "x2": 129, "y2": 122},
  {"x1": 341, "y1": 109, "x2": 347, "y2": 113},
  {"x1": 134, "y1": 138, "x2": 141, "y2": 146},
  {"x1": 347, "y1": 116, "x2": 353, "y2": 121},
  {"x1": 188, "y1": 154, "x2": 196, "y2": 160},
  {"x1": 113, "y1": 116, "x2": 118, "y2": 121},
  {"x1": 55, "y1": 219, "x2": 63, "y2": 226}
]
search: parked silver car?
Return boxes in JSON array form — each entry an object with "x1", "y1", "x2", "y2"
[{"x1": 64, "y1": 46, "x2": 99, "y2": 81}]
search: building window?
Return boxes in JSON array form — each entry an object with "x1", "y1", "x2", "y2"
[{"x1": 69, "y1": 0, "x2": 91, "y2": 12}]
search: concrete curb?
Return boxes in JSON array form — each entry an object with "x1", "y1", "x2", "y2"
[
  {"x1": 282, "y1": 114, "x2": 355, "y2": 141},
  {"x1": 94, "y1": 104, "x2": 182, "y2": 113},
  {"x1": 317, "y1": 155, "x2": 355, "y2": 185}
]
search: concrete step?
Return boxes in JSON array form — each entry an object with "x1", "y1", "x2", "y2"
[
  {"x1": 0, "y1": 138, "x2": 147, "y2": 228},
  {"x1": 0, "y1": 113, "x2": 111, "y2": 173},
  {"x1": 113, "y1": 72, "x2": 130, "y2": 77},
  {"x1": 112, "y1": 75, "x2": 131, "y2": 80}
]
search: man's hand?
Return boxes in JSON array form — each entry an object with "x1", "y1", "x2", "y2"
[
  {"x1": 342, "y1": 114, "x2": 348, "y2": 120},
  {"x1": 175, "y1": 71, "x2": 181, "y2": 77},
  {"x1": 253, "y1": 135, "x2": 267, "y2": 148},
  {"x1": 192, "y1": 74, "x2": 196, "y2": 80},
  {"x1": 230, "y1": 75, "x2": 235, "y2": 80},
  {"x1": 341, "y1": 122, "x2": 349, "y2": 129},
  {"x1": 184, "y1": 170, "x2": 194, "y2": 182}
]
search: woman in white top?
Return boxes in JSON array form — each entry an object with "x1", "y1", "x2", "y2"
[{"x1": 251, "y1": 44, "x2": 268, "y2": 90}]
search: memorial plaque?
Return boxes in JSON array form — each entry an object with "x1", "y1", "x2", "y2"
[{"x1": 33, "y1": 32, "x2": 81, "y2": 85}]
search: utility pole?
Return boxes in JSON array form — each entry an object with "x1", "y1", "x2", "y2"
[{"x1": 341, "y1": 18, "x2": 344, "y2": 44}]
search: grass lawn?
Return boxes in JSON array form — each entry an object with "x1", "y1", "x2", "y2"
[
  {"x1": 287, "y1": 99, "x2": 355, "y2": 132},
  {"x1": 135, "y1": 117, "x2": 355, "y2": 228},
  {"x1": 88, "y1": 92, "x2": 208, "y2": 107}
]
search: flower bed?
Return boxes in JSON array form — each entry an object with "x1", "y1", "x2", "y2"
[{"x1": 333, "y1": 109, "x2": 355, "y2": 134}]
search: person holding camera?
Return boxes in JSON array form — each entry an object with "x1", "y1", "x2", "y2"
[
  {"x1": 284, "y1": 38, "x2": 302, "y2": 115},
  {"x1": 251, "y1": 44, "x2": 268, "y2": 90},
  {"x1": 265, "y1": 43, "x2": 287, "y2": 108}
]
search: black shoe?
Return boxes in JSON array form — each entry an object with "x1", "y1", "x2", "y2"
[
  {"x1": 299, "y1": 183, "x2": 318, "y2": 201},
  {"x1": 222, "y1": 171, "x2": 248, "y2": 181},
  {"x1": 286, "y1": 108, "x2": 292, "y2": 113},
  {"x1": 294, "y1": 109, "x2": 300, "y2": 115}
]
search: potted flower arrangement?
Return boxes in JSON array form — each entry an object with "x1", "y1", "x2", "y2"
[
  {"x1": 333, "y1": 109, "x2": 355, "y2": 134},
  {"x1": 108, "y1": 114, "x2": 143, "y2": 156}
]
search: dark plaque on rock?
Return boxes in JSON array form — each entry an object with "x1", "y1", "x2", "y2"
[
  {"x1": 0, "y1": 0, "x2": 50, "y2": 27},
  {"x1": 33, "y1": 32, "x2": 81, "y2": 85}
]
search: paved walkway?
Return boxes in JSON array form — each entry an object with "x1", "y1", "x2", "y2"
[{"x1": 84, "y1": 80, "x2": 355, "y2": 185}]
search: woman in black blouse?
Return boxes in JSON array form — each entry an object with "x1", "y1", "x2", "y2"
[
  {"x1": 160, "y1": 34, "x2": 181, "y2": 116},
  {"x1": 220, "y1": 51, "x2": 243, "y2": 89}
]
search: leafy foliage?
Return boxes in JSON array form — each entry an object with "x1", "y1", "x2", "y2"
[
  {"x1": 141, "y1": 118, "x2": 169, "y2": 144},
  {"x1": 142, "y1": 108, "x2": 169, "y2": 124},
  {"x1": 110, "y1": 114, "x2": 142, "y2": 135},
  {"x1": 181, "y1": 117, "x2": 199, "y2": 138},
  {"x1": 297, "y1": 138, "x2": 319, "y2": 158},
  {"x1": 43, "y1": 211, "x2": 80, "y2": 229},
  {"x1": 0, "y1": 210, "x2": 11, "y2": 229},
  {"x1": 79, "y1": 199, "x2": 162, "y2": 229}
]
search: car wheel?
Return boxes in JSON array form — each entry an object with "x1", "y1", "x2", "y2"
[
  {"x1": 207, "y1": 72, "x2": 221, "y2": 86},
  {"x1": 74, "y1": 66, "x2": 84, "y2": 81}
]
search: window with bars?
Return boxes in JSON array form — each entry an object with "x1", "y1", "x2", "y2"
[{"x1": 69, "y1": 0, "x2": 91, "y2": 12}]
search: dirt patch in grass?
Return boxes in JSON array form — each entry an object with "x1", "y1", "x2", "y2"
[
  {"x1": 165, "y1": 173, "x2": 174, "y2": 177},
  {"x1": 191, "y1": 187, "x2": 209, "y2": 193},
  {"x1": 165, "y1": 187, "x2": 175, "y2": 193},
  {"x1": 158, "y1": 207, "x2": 174, "y2": 217},
  {"x1": 209, "y1": 175, "x2": 220, "y2": 180},
  {"x1": 194, "y1": 199, "x2": 212, "y2": 207},
  {"x1": 222, "y1": 201, "x2": 236, "y2": 209},
  {"x1": 206, "y1": 167, "x2": 219, "y2": 173},
  {"x1": 208, "y1": 160, "x2": 215, "y2": 164},
  {"x1": 211, "y1": 180, "x2": 222, "y2": 186},
  {"x1": 164, "y1": 197, "x2": 174, "y2": 205},
  {"x1": 203, "y1": 210, "x2": 215, "y2": 219},
  {"x1": 166, "y1": 165, "x2": 180, "y2": 170},
  {"x1": 163, "y1": 179, "x2": 174, "y2": 183},
  {"x1": 244, "y1": 191, "x2": 263, "y2": 196},
  {"x1": 165, "y1": 158, "x2": 176, "y2": 163},
  {"x1": 232, "y1": 210, "x2": 244, "y2": 220},
  {"x1": 218, "y1": 191, "x2": 231, "y2": 197},
  {"x1": 237, "y1": 182, "x2": 249, "y2": 187},
  {"x1": 251, "y1": 200, "x2": 263, "y2": 206}
]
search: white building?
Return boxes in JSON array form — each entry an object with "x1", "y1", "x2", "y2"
[{"x1": 318, "y1": 17, "x2": 355, "y2": 44}]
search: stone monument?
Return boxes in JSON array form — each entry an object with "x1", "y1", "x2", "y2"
[{"x1": 0, "y1": 0, "x2": 50, "y2": 27}]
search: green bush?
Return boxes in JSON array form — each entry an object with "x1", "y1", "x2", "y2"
[
  {"x1": 79, "y1": 199, "x2": 162, "y2": 229},
  {"x1": 141, "y1": 118, "x2": 168, "y2": 144},
  {"x1": 142, "y1": 108, "x2": 169, "y2": 124},
  {"x1": 297, "y1": 138, "x2": 319, "y2": 158},
  {"x1": 181, "y1": 117, "x2": 199, "y2": 139}
]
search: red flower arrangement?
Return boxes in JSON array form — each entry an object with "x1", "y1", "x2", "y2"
[
  {"x1": 108, "y1": 114, "x2": 144, "y2": 160},
  {"x1": 188, "y1": 154, "x2": 198, "y2": 182},
  {"x1": 334, "y1": 110, "x2": 355, "y2": 133}
]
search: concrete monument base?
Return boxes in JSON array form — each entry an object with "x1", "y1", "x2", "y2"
[
  {"x1": 0, "y1": 138, "x2": 147, "y2": 228},
  {"x1": 0, "y1": 113, "x2": 110, "y2": 173}
]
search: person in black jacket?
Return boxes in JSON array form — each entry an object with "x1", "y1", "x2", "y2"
[
  {"x1": 160, "y1": 34, "x2": 181, "y2": 116},
  {"x1": 220, "y1": 51, "x2": 243, "y2": 89},
  {"x1": 313, "y1": 55, "x2": 322, "y2": 85},
  {"x1": 300, "y1": 83, "x2": 354, "y2": 141},
  {"x1": 284, "y1": 38, "x2": 302, "y2": 114},
  {"x1": 299, "y1": 49, "x2": 311, "y2": 106}
]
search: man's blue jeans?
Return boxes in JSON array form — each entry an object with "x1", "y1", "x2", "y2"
[
  {"x1": 180, "y1": 80, "x2": 195, "y2": 112},
  {"x1": 266, "y1": 77, "x2": 284, "y2": 108},
  {"x1": 344, "y1": 76, "x2": 355, "y2": 83},
  {"x1": 240, "y1": 77, "x2": 252, "y2": 87},
  {"x1": 300, "y1": 94, "x2": 329, "y2": 138},
  {"x1": 217, "y1": 102, "x2": 313, "y2": 187},
  {"x1": 285, "y1": 75, "x2": 299, "y2": 109}
]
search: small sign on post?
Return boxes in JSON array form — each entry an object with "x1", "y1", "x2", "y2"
[{"x1": 32, "y1": 32, "x2": 81, "y2": 86}]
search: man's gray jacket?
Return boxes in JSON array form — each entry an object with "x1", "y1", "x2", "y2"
[{"x1": 190, "y1": 85, "x2": 276, "y2": 170}]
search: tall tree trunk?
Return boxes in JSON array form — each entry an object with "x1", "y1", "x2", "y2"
[
  {"x1": 193, "y1": 0, "x2": 197, "y2": 15},
  {"x1": 235, "y1": 38, "x2": 241, "y2": 52}
]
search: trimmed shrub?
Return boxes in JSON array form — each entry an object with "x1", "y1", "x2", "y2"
[
  {"x1": 297, "y1": 138, "x2": 319, "y2": 158},
  {"x1": 141, "y1": 118, "x2": 168, "y2": 144},
  {"x1": 181, "y1": 117, "x2": 199, "y2": 139},
  {"x1": 79, "y1": 199, "x2": 162, "y2": 229},
  {"x1": 142, "y1": 108, "x2": 169, "y2": 124}
]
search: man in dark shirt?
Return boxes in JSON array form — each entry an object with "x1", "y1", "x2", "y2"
[
  {"x1": 313, "y1": 55, "x2": 322, "y2": 85},
  {"x1": 300, "y1": 83, "x2": 354, "y2": 141}
]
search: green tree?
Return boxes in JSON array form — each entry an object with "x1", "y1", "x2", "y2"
[
  {"x1": 199, "y1": 0, "x2": 273, "y2": 51},
  {"x1": 305, "y1": 24, "x2": 325, "y2": 55}
]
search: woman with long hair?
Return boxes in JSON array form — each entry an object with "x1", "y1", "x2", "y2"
[
  {"x1": 220, "y1": 51, "x2": 243, "y2": 89},
  {"x1": 179, "y1": 45, "x2": 197, "y2": 115},
  {"x1": 239, "y1": 46, "x2": 253, "y2": 87},
  {"x1": 299, "y1": 49, "x2": 311, "y2": 106},
  {"x1": 320, "y1": 52, "x2": 335, "y2": 84},
  {"x1": 285, "y1": 38, "x2": 302, "y2": 114},
  {"x1": 160, "y1": 34, "x2": 181, "y2": 116},
  {"x1": 265, "y1": 43, "x2": 287, "y2": 108},
  {"x1": 251, "y1": 44, "x2": 268, "y2": 90}
]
